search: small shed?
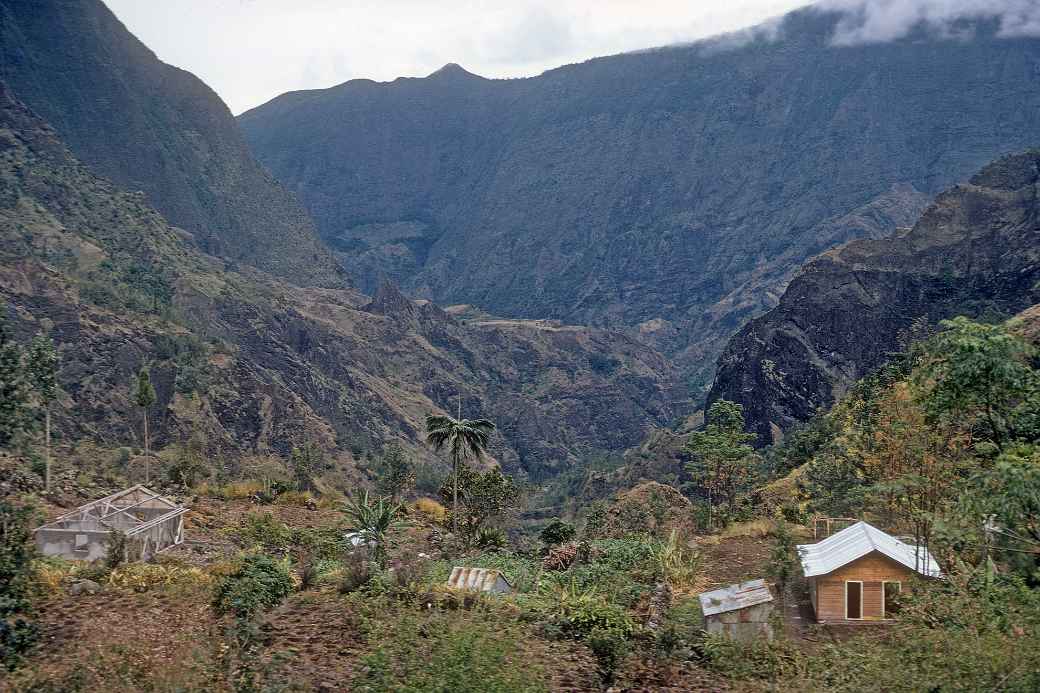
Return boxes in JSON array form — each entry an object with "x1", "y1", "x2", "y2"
[
  {"x1": 34, "y1": 485, "x2": 187, "y2": 562},
  {"x1": 798, "y1": 521, "x2": 941, "y2": 623},
  {"x1": 698, "y1": 578, "x2": 775, "y2": 641},
  {"x1": 447, "y1": 566, "x2": 513, "y2": 594}
]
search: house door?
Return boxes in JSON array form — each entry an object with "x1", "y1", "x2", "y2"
[{"x1": 846, "y1": 581, "x2": 863, "y2": 619}]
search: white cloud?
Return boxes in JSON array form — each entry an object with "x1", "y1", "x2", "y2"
[{"x1": 816, "y1": 0, "x2": 1040, "y2": 45}]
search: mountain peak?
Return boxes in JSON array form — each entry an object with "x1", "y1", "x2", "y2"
[{"x1": 427, "y1": 63, "x2": 481, "y2": 80}]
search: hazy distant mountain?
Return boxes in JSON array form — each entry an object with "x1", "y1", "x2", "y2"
[
  {"x1": 0, "y1": 0, "x2": 342, "y2": 287},
  {"x1": 239, "y1": 8, "x2": 1040, "y2": 387},
  {"x1": 709, "y1": 150, "x2": 1040, "y2": 443}
]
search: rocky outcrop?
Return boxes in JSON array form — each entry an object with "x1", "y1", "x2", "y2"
[
  {"x1": 709, "y1": 151, "x2": 1040, "y2": 443},
  {"x1": 0, "y1": 0, "x2": 341, "y2": 287},
  {"x1": 239, "y1": 7, "x2": 1040, "y2": 385}
]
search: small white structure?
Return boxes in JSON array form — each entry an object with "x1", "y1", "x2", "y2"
[
  {"x1": 699, "y1": 578, "x2": 775, "y2": 641},
  {"x1": 34, "y1": 485, "x2": 186, "y2": 562},
  {"x1": 447, "y1": 566, "x2": 513, "y2": 594}
]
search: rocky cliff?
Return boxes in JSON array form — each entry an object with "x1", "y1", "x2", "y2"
[
  {"x1": 0, "y1": 79, "x2": 678, "y2": 480},
  {"x1": 0, "y1": 0, "x2": 341, "y2": 287},
  {"x1": 239, "y1": 8, "x2": 1040, "y2": 386},
  {"x1": 709, "y1": 150, "x2": 1040, "y2": 443}
]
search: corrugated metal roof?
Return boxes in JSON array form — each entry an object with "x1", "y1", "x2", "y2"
[
  {"x1": 447, "y1": 566, "x2": 512, "y2": 593},
  {"x1": 698, "y1": 578, "x2": 774, "y2": 617},
  {"x1": 797, "y1": 521, "x2": 942, "y2": 578}
]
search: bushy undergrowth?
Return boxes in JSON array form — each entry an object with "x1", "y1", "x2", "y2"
[
  {"x1": 353, "y1": 609, "x2": 547, "y2": 693},
  {"x1": 212, "y1": 554, "x2": 293, "y2": 618}
]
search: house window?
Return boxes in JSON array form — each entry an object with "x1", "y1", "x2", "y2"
[
  {"x1": 74, "y1": 534, "x2": 89, "y2": 553},
  {"x1": 883, "y1": 581, "x2": 902, "y2": 617},
  {"x1": 845, "y1": 581, "x2": 863, "y2": 619}
]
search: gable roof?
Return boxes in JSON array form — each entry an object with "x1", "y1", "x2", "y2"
[
  {"x1": 797, "y1": 521, "x2": 942, "y2": 578},
  {"x1": 699, "y1": 578, "x2": 774, "y2": 617}
]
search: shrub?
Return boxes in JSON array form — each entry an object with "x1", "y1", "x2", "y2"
[
  {"x1": 474, "y1": 526, "x2": 508, "y2": 551},
  {"x1": 354, "y1": 611, "x2": 547, "y2": 692},
  {"x1": 414, "y1": 497, "x2": 447, "y2": 524},
  {"x1": 107, "y1": 562, "x2": 213, "y2": 592},
  {"x1": 540, "y1": 518, "x2": 577, "y2": 546},
  {"x1": 653, "y1": 530, "x2": 699, "y2": 591},
  {"x1": 339, "y1": 552, "x2": 374, "y2": 595},
  {"x1": 212, "y1": 554, "x2": 293, "y2": 618},
  {"x1": 231, "y1": 512, "x2": 294, "y2": 554}
]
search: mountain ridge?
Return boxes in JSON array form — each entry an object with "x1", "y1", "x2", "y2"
[
  {"x1": 708, "y1": 149, "x2": 1040, "y2": 443},
  {"x1": 238, "y1": 6, "x2": 1040, "y2": 388},
  {"x1": 0, "y1": 0, "x2": 342, "y2": 287}
]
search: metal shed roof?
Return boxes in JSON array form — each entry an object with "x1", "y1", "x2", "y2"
[
  {"x1": 797, "y1": 521, "x2": 942, "y2": 578},
  {"x1": 447, "y1": 566, "x2": 512, "y2": 593},
  {"x1": 698, "y1": 578, "x2": 774, "y2": 617}
]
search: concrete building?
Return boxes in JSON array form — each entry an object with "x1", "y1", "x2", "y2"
[
  {"x1": 35, "y1": 485, "x2": 186, "y2": 562},
  {"x1": 699, "y1": 578, "x2": 775, "y2": 641}
]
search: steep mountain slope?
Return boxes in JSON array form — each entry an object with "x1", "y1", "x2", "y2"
[
  {"x1": 709, "y1": 150, "x2": 1040, "y2": 443},
  {"x1": 239, "y1": 8, "x2": 1040, "y2": 385},
  {"x1": 0, "y1": 80, "x2": 678, "y2": 480},
  {"x1": 0, "y1": 0, "x2": 341, "y2": 287}
]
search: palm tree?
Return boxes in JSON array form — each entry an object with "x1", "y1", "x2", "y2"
[{"x1": 425, "y1": 408, "x2": 495, "y2": 535}]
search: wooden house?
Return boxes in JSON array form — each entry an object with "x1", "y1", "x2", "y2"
[{"x1": 798, "y1": 521, "x2": 941, "y2": 623}]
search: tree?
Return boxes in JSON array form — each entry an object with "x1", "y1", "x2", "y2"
[
  {"x1": 767, "y1": 520, "x2": 799, "y2": 617},
  {"x1": 288, "y1": 442, "x2": 324, "y2": 493},
  {"x1": 917, "y1": 317, "x2": 1038, "y2": 454},
  {"x1": 438, "y1": 465, "x2": 520, "y2": 542},
  {"x1": 684, "y1": 400, "x2": 757, "y2": 528},
  {"x1": 343, "y1": 489, "x2": 407, "y2": 567},
  {"x1": 0, "y1": 499, "x2": 40, "y2": 670},
  {"x1": 541, "y1": 518, "x2": 577, "y2": 546},
  {"x1": 26, "y1": 336, "x2": 58, "y2": 492},
  {"x1": 374, "y1": 442, "x2": 415, "y2": 502},
  {"x1": 425, "y1": 410, "x2": 496, "y2": 535},
  {"x1": 133, "y1": 365, "x2": 157, "y2": 483},
  {"x1": 0, "y1": 307, "x2": 31, "y2": 451}
]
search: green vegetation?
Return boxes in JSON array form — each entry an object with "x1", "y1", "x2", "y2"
[
  {"x1": 132, "y1": 365, "x2": 156, "y2": 480},
  {"x1": 212, "y1": 554, "x2": 293, "y2": 619},
  {"x1": 372, "y1": 442, "x2": 415, "y2": 502},
  {"x1": 685, "y1": 400, "x2": 758, "y2": 527},
  {"x1": 355, "y1": 609, "x2": 547, "y2": 693},
  {"x1": 0, "y1": 499, "x2": 39, "y2": 670},
  {"x1": 343, "y1": 490, "x2": 407, "y2": 567},
  {"x1": 425, "y1": 413, "x2": 496, "y2": 535},
  {"x1": 0, "y1": 307, "x2": 33, "y2": 451},
  {"x1": 438, "y1": 465, "x2": 520, "y2": 545}
]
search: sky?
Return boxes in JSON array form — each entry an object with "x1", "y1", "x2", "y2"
[
  {"x1": 105, "y1": 0, "x2": 1040, "y2": 115},
  {"x1": 104, "y1": 0, "x2": 808, "y2": 115}
]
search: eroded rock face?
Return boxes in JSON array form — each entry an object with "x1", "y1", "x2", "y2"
[
  {"x1": 239, "y1": 7, "x2": 1040, "y2": 385},
  {"x1": 709, "y1": 151, "x2": 1040, "y2": 443}
]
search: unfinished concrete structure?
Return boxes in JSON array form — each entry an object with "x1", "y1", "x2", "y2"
[
  {"x1": 35, "y1": 485, "x2": 187, "y2": 562},
  {"x1": 699, "y1": 578, "x2": 775, "y2": 641}
]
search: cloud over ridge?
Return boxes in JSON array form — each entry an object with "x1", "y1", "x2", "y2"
[{"x1": 816, "y1": 0, "x2": 1040, "y2": 45}]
